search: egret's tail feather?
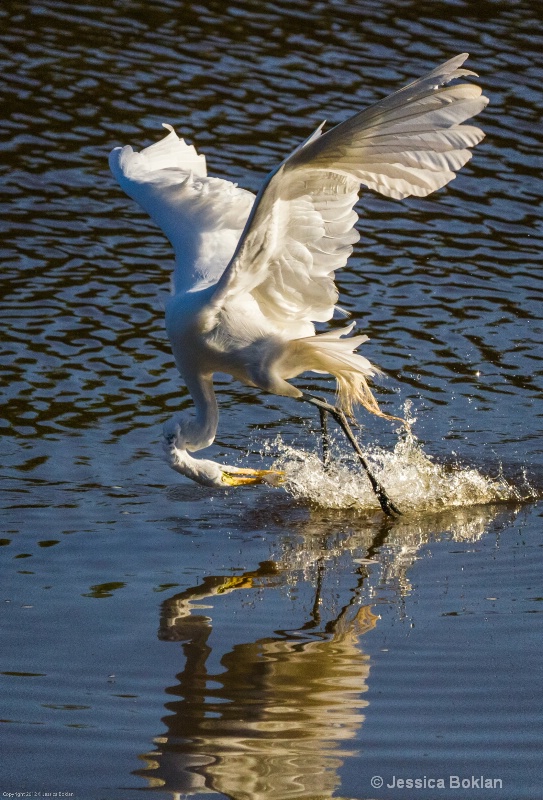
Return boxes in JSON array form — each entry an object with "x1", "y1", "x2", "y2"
[{"x1": 293, "y1": 324, "x2": 404, "y2": 423}]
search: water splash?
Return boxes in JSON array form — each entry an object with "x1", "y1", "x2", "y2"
[{"x1": 269, "y1": 429, "x2": 530, "y2": 513}]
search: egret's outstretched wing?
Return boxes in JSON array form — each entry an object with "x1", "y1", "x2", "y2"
[
  {"x1": 109, "y1": 124, "x2": 255, "y2": 293},
  {"x1": 212, "y1": 54, "x2": 488, "y2": 332}
]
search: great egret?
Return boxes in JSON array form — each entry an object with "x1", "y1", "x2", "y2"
[{"x1": 109, "y1": 53, "x2": 487, "y2": 510}]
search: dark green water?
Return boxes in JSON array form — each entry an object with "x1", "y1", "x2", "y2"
[{"x1": 1, "y1": 1, "x2": 542, "y2": 798}]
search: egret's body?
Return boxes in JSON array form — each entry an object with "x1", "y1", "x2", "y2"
[{"x1": 109, "y1": 54, "x2": 488, "y2": 493}]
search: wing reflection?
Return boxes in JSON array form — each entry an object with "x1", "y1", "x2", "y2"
[{"x1": 136, "y1": 502, "x2": 518, "y2": 798}]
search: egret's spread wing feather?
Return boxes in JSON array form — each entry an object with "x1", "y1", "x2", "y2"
[
  {"x1": 250, "y1": 171, "x2": 360, "y2": 329},
  {"x1": 289, "y1": 88, "x2": 487, "y2": 199},
  {"x1": 109, "y1": 124, "x2": 255, "y2": 293},
  {"x1": 213, "y1": 53, "x2": 488, "y2": 329}
]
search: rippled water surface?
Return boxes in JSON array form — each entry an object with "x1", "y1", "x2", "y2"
[{"x1": 1, "y1": 1, "x2": 542, "y2": 798}]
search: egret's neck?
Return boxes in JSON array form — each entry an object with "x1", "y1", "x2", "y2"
[{"x1": 183, "y1": 374, "x2": 219, "y2": 452}]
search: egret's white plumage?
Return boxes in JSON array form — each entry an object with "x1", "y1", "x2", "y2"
[{"x1": 109, "y1": 54, "x2": 488, "y2": 488}]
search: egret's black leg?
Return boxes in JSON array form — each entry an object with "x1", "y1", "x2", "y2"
[
  {"x1": 318, "y1": 404, "x2": 331, "y2": 469},
  {"x1": 300, "y1": 393, "x2": 401, "y2": 517}
]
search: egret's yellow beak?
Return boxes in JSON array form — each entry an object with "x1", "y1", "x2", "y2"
[
  {"x1": 216, "y1": 576, "x2": 254, "y2": 592},
  {"x1": 221, "y1": 468, "x2": 284, "y2": 487}
]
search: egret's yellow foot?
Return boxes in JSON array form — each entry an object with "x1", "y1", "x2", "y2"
[{"x1": 221, "y1": 468, "x2": 284, "y2": 487}]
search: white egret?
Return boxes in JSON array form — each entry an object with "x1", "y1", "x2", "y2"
[{"x1": 109, "y1": 54, "x2": 487, "y2": 511}]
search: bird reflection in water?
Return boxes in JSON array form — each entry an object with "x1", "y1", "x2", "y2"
[
  {"x1": 137, "y1": 562, "x2": 376, "y2": 798},
  {"x1": 134, "y1": 503, "x2": 516, "y2": 798}
]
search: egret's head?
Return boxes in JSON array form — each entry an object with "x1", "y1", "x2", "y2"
[{"x1": 161, "y1": 416, "x2": 283, "y2": 488}]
